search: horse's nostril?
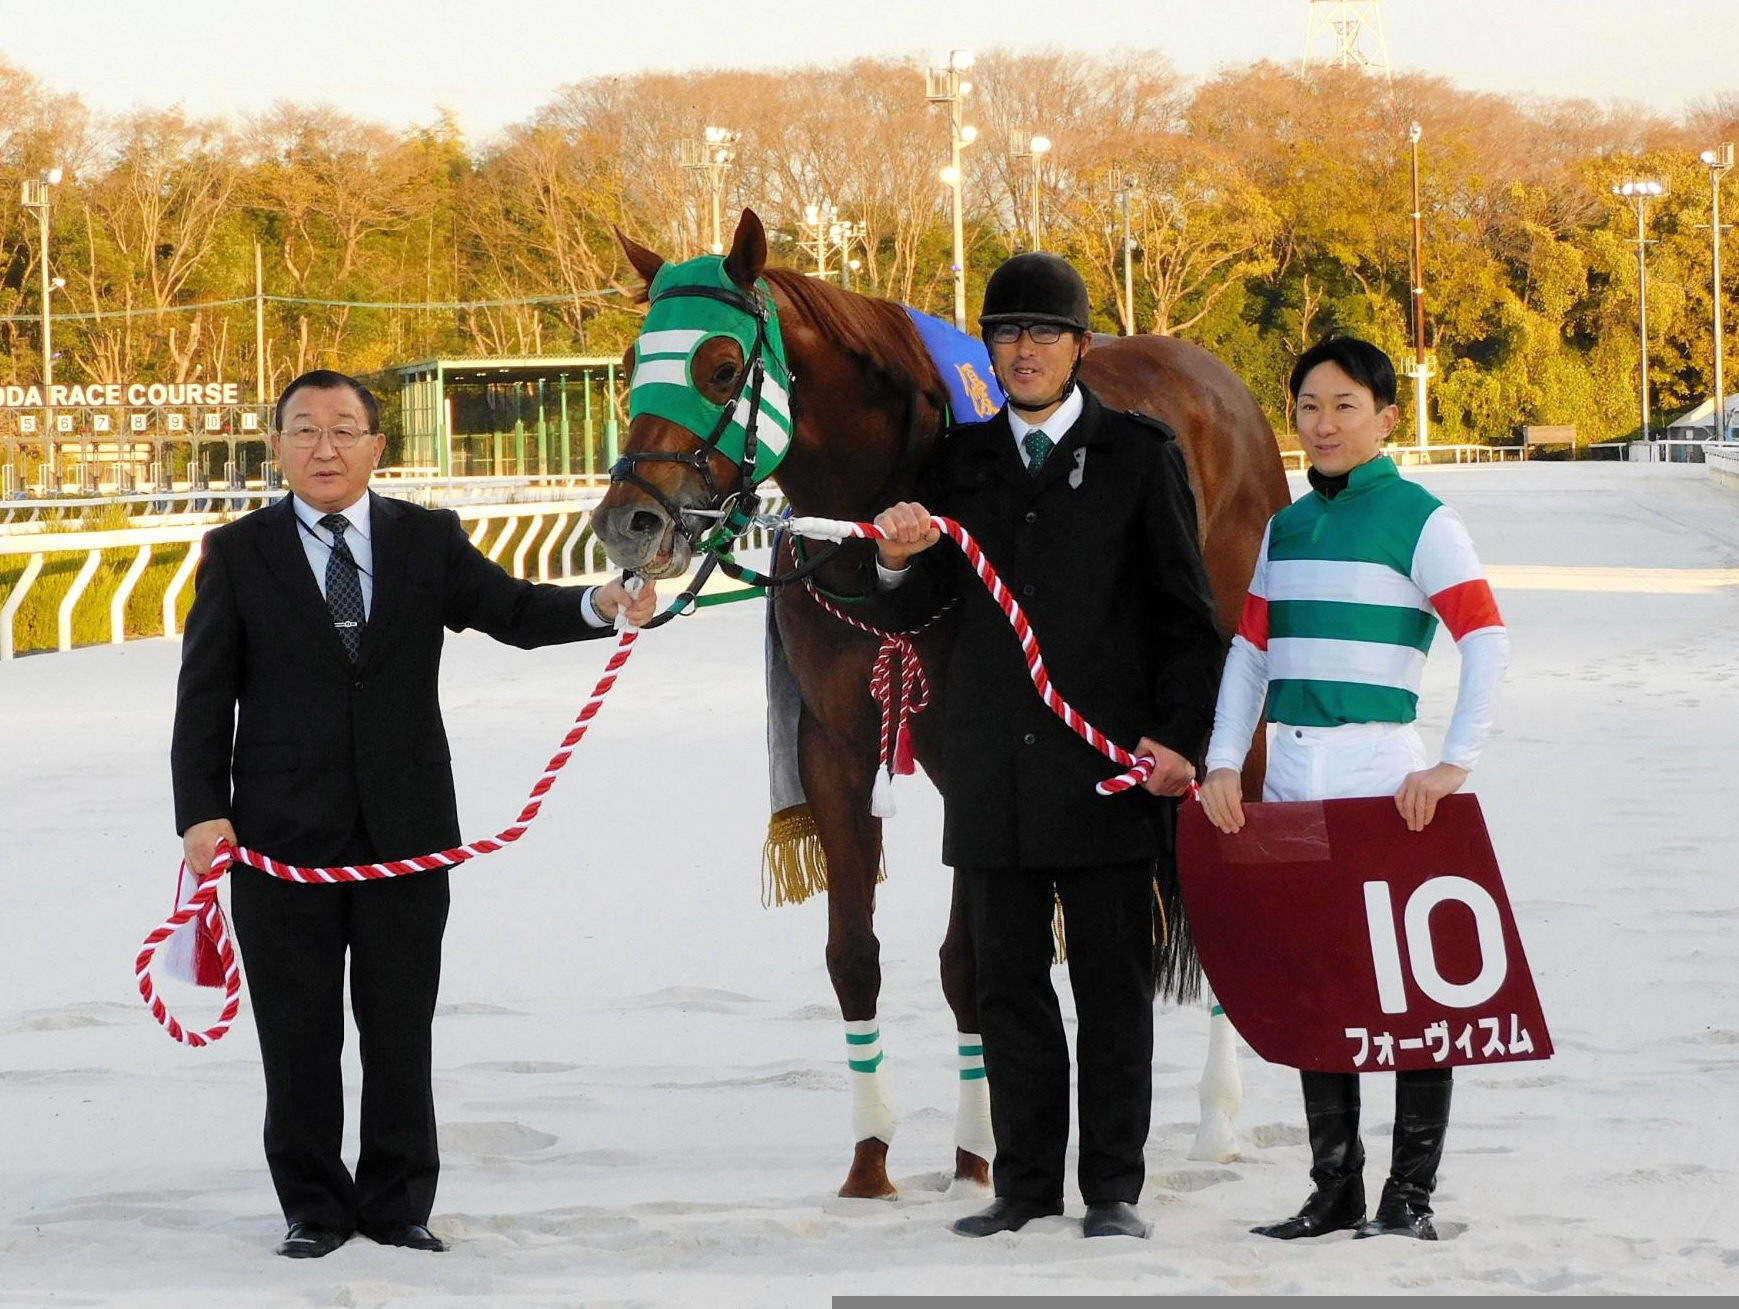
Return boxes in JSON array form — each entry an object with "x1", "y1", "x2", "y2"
[{"x1": 628, "y1": 510, "x2": 664, "y2": 538}]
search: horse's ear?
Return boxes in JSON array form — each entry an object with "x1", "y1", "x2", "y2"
[
  {"x1": 722, "y1": 209, "x2": 768, "y2": 290},
  {"x1": 618, "y1": 227, "x2": 666, "y2": 300}
]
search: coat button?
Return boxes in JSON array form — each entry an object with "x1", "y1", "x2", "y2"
[
  {"x1": 1022, "y1": 583, "x2": 1035, "y2": 597},
  {"x1": 976, "y1": 471, "x2": 988, "y2": 484},
  {"x1": 1024, "y1": 732, "x2": 1037, "y2": 745},
  {"x1": 1024, "y1": 510, "x2": 1037, "y2": 524},
  {"x1": 355, "y1": 681, "x2": 365, "y2": 691}
]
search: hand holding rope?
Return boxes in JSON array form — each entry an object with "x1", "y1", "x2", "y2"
[
  {"x1": 137, "y1": 579, "x2": 650, "y2": 1046},
  {"x1": 789, "y1": 514, "x2": 1162, "y2": 798}
]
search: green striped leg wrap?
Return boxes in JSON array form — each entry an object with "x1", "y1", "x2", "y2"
[
  {"x1": 954, "y1": 1032, "x2": 995, "y2": 1161},
  {"x1": 845, "y1": 1019, "x2": 896, "y2": 1144}
]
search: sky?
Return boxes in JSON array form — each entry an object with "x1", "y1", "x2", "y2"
[{"x1": 0, "y1": 0, "x2": 1731, "y2": 145}]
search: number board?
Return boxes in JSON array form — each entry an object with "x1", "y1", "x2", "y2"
[{"x1": 1177, "y1": 794, "x2": 1551, "y2": 1072}]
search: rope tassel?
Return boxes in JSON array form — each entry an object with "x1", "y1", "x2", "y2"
[{"x1": 791, "y1": 515, "x2": 1158, "y2": 800}]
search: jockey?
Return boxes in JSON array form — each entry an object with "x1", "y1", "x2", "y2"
[{"x1": 1197, "y1": 334, "x2": 1510, "y2": 1242}]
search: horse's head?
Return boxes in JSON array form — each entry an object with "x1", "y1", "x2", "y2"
[{"x1": 591, "y1": 209, "x2": 795, "y2": 579}]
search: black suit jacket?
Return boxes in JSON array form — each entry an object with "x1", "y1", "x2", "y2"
[
  {"x1": 171, "y1": 491, "x2": 607, "y2": 867},
  {"x1": 870, "y1": 386, "x2": 1222, "y2": 869}
]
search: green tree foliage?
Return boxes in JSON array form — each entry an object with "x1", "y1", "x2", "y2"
[{"x1": 0, "y1": 51, "x2": 1729, "y2": 451}]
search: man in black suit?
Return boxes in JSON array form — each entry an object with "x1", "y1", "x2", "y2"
[
  {"x1": 872, "y1": 254, "x2": 1222, "y2": 1241},
  {"x1": 172, "y1": 370, "x2": 655, "y2": 1259}
]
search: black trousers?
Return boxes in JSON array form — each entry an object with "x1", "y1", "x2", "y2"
[
  {"x1": 960, "y1": 860, "x2": 1156, "y2": 1206},
  {"x1": 230, "y1": 860, "x2": 450, "y2": 1233}
]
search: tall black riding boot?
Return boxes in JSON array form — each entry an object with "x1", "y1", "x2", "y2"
[
  {"x1": 1355, "y1": 1069, "x2": 1453, "y2": 1241},
  {"x1": 1252, "y1": 1072, "x2": 1366, "y2": 1240}
]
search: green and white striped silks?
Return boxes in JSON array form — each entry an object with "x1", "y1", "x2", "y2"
[{"x1": 628, "y1": 255, "x2": 795, "y2": 484}]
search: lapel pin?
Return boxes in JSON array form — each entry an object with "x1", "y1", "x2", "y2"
[{"x1": 1069, "y1": 448, "x2": 1087, "y2": 489}]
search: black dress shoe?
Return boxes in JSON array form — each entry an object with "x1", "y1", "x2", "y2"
[
  {"x1": 951, "y1": 1197, "x2": 1064, "y2": 1237},
  {"x1": 1251, "y1": 1177, "x2": 1366, "y2": 1240},
  {"x1": 276, "y1": 1223, "x2": 350, "y2": 1259},
  {"x1": 362, "y1": 1222, "x2": 447, "y2": 1252},
  {"x1": 1083, "y1": 1201, "x2": 1151, "y2": 1239},
  {"x1": 1352, "y1": 1189, "x2": 1437, "y2": 1241}
]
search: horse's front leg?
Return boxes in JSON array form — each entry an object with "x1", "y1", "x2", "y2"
[{"x1": 799, "y1": 706, "x2": 897, "y2": 1199}]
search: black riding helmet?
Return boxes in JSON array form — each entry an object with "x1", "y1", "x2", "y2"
[{"x1": 978, "y1": 252, "x2": 1092, "y2": 333}]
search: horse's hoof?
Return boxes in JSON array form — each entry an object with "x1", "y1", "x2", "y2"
[
  {"x1": 1188, "y1": 1109, "x2": 1242, "y2": 1163},
  {"x1": 837, "y1": 1137, "x2": 897, "y2": 1199},
  {"x1": 946, "y1": 1147, "x2": 992, "y2": 1200},
  {"x1": 951, "y1": 1148, "x2": 991, "y2": 1189}
]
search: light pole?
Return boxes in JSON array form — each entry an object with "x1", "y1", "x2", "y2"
[
  {"x1": 830, "y1": 218, "x2": 867, "y2": 290},
  {"x1": 1406, "y1": 122, "x2": 1431, "y2": 450},
  {"x1": 927, "y1": 49, "x2": 976, "y2": 330},
  {"x1": 1613, "y1": 179, "x2": 1665, "y2": 443},
  {"x1": 20, "y1": 166, "x2": 62, "y2": 488},
  {"x1": 681, "y1": 125, "x2": 739, "y2": 255},
  {"x1": 1701, "y1": 144, "x2": 1734, "y2": 440},
  {"x1": 1120, "y1": 174, "x2": 1139, "y2": 335},
  {"x1": 1013, "y1": 134, "x2": 1051, "y2": 250},
  {"x1": 804, "y1": 201, "x2": 837, "y2": 280}
]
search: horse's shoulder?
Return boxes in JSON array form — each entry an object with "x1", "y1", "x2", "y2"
[{"x1": 1111, "y1": 408, "x2": 1179, "y2": 443}]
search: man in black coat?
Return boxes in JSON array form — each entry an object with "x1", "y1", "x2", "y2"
[
  {"x1": 872, "y1": 254, "x2": 1222, "y2": 1240},
  {"x1": 171, "y1": 370, "x2": 655, "y2": 1259}
]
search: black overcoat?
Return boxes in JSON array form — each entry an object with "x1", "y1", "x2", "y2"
[
  {"x1": 872, "y1": 385, "x2": 1223, "y2": 869},
  {"x1": 171, "y1": 491, "x2": 607, "y2": 867}
]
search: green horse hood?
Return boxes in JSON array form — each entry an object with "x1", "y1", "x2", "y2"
[{"x1": 628, "y1": 255, "x2": 795, "y2": 484}]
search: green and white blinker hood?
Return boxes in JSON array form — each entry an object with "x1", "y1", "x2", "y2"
[{"x1": 628, "y1": 255, "x2": 795, "y2": 486}]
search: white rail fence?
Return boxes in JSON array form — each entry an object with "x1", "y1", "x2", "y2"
[{"x1": 0, "y1": 490, "x2": 788, "y2": 661}]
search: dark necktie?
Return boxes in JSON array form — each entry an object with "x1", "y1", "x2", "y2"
[
  {"x1": 1023, "y1": 428, "x2": 1054, "y2": 474},
  {"x1": 319, "y1": 512, "x2": 365, "y2": 662}
]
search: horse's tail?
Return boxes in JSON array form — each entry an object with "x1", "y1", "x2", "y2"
[{"x1": 1154, "y1": 855, "x2": 1205, "y2": 1005}]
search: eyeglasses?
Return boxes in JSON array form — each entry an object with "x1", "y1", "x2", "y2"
[
  {"x1": 987, "y1": 322, "x2": 1068, "y2": 345},
  {"x1": 278, "y1": 424, "x2": 374, "y2": 449}
]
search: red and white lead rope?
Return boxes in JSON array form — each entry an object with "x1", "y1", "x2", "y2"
[
  {"x1": 137, "y1": 611, "x2": 645, "y2": 1046},
  {"x1": 790, "y1": 514, "x2": 1157, "y2": 797},
  {"x1": 804, "y1": 583, "x2": 952, "y2": 817}
]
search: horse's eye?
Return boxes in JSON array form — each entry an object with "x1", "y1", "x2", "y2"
[{"x1": 711, "y1": 362, "x2": 738, "y2": 387}]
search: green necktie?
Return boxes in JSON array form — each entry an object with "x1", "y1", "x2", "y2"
[{"x1": 1023, "y1": 428, "x2": 1054, "y2": 474}]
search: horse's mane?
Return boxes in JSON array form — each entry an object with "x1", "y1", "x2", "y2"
[{"x1": 763, "y1": 267, "x2": 948, "y2": 413}]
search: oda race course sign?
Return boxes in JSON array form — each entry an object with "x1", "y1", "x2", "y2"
[{"x1": 1177, "y1": 794, "x2": 1552, "y2": 1074}]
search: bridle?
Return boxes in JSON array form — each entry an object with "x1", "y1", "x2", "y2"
[{"x1": 610, "y1": 265, "x2": 840, "y2": 623}]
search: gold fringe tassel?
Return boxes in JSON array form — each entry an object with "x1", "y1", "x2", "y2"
[
  {"x1": 1049, "y1": 876, "x2": 1167, "y2": 967},
  {"x1": 760, "y1": 804, "x2": 888, "y2": 908}
]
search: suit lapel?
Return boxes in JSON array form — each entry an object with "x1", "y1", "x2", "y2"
[
  {"x1": 358, "y1": 491, "x2": 407, "y2": 673},
  {"x1": 968, "y1": 412, "x2": 1032, "y2": 494},
  {"x1": 256, "y1": 495, "x2": 353, "y2": 667}
]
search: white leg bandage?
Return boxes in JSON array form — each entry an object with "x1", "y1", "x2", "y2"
[
  {"x1": 952, "y1": 1032, "x2": 995, "y2": 1161},
  {"x1": 845, "y1": 1018, "x2": 897, "y2": 1145},
  {"x1": 1190, "y1": 996, "x2": 1244, "y2": 1162}
]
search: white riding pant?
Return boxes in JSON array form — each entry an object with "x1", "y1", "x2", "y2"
[{"x1": 1263, "y1": 721, "x2": 1426, "y2": 804}]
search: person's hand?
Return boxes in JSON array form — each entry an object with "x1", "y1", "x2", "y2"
[
  {"x1": 183, "y1": 818, "x2": 237, "y2": 879},
  {"x1": 873, "y1": 502, "x2": 939, "y2": 569},
  {"x1": 1135, "y1": 738, "x2": 1196, "y2": 797},
  {"x1": 593, "y1": 577, "x2": 659, "y2": 627},
  {"x1": 1394, "y1": 762, "x2": 1468, "y2": 832},
  {"x1": 1197, "y1": 767, "x2": 1246, "y2": 834}
]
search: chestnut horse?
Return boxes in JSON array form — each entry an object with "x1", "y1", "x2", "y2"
[{"x1": 593, "y1": 210, "x2": 1290, "y2": 1199}]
